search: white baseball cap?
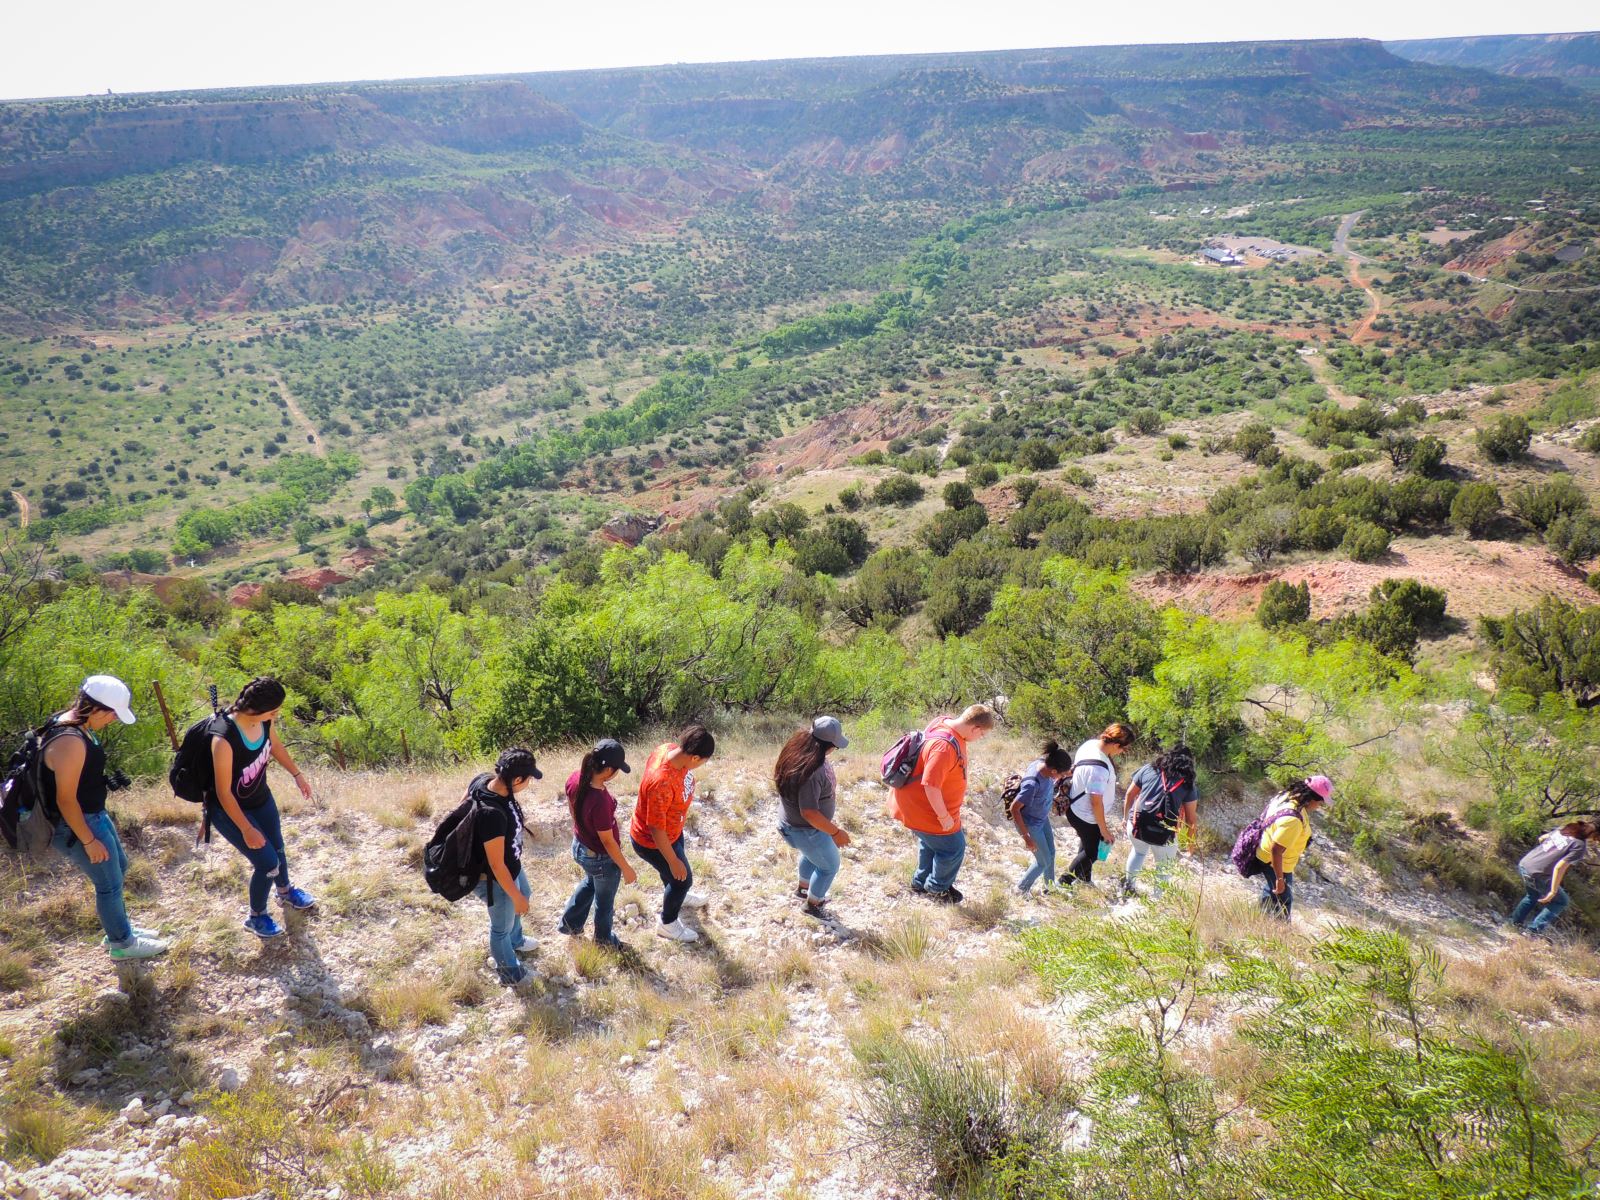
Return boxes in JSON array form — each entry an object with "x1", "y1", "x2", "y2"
[{"x1": 82, "y1": 675, "x2": 136, "y2": 725}]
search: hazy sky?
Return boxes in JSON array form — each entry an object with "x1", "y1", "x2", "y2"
[{"x1": 5, "y1": 1, "x2": 1596, "y2": 100}]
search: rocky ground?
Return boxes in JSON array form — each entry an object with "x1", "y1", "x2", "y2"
[{"x1": 1, "y1": 730, "x2": 1593, "y2": 1200}]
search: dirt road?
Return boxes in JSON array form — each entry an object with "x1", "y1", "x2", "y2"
[
  {"x1": 9, "y1": 491, "x2": 28, "y2": 529},
  {"x1": 269, "y1": 373, "x2": 325, "y2": 457},
  {"x1": 1333, "y1": 211, "x2": 1383, "y2": 343}
]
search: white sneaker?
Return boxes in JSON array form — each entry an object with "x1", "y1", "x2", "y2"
[
  {"x1": 107, "y1": 934, "x2": 169, "y2": 962},
  {"x1": 680, "y1": 891, "x2": 710, "y2": 909},
  {"x1": 656, "y1": 919, "x2": 700, "y2": 943},
  {"x1": 513, "y1": 936, "x2": 539, "y2": 955},
  {"x1": 102, "y1": 923, "x2": 161, "y2": 948}
]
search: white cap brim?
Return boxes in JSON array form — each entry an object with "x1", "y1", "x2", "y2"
[{"x1": 112, "y1": 703, "x2": 136, "y2": 725}]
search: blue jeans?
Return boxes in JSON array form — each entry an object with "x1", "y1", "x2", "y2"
[
  {"x1": 913, "y1": 828, "x2": 967, "y2": 894},
  {"x1": 780, "y1": 823, "x2": 841, "y2": 902},
  {"x1": 1259, "y1": 866, "x2": 1294, "y2": 918},
  {"x1": 632, "y1": 835, "x2": 693, "y2": 924},
  {"x1": 476, "y1": 868, "x2": 531, "y2": 983},
  {"x1": 561, "y1": 840, "x2": 622, "y2": 942},
  {"x1": 52, "y1": 810, "x2": 133, "y2": 946},
  {"x1": 1511, "y1": 871, "x2": 1569, "y2": 933},
  {"x1": 208, "y1": 793, "x2": 290, "y2": 914},
  {"x1": 1018, "y1": 820, "x2": 1056, "y2": 893}
]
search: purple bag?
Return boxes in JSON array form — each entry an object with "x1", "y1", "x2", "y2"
[
  {"x1": 1230, "y1": 797, "x2": 1301, "y2": 877},
  {"x1": 880, "y1": 722, "x2": 962, "y2": 789}
]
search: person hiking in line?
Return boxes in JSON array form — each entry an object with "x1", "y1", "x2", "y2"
[
  {"x1": 468, "y1": 748, "x2": 542, "y2": 985},
  {"x1": 39, "y1": 676, "x2": 168, "y2": 961},
  {"x1": 1008, "y1": 740, "x2": 1074, "y2": 895},
  {"x1": 1509, "y1": 821, "x2": 1600, "y2": 937},
  {"x1": 558, "y1": 739, "x2": 635, "y2": 949},
  {"x1": 890, "y1": 704, "x2": 997, "y2": 904},
  {"x1": 775, "y1": 716, "x2": 851, "y2": 920},
  {"x1": 1122, "y1": 745, "x2": 1199, "y2": 897},
  {"x1": 206, "y1": 676, "x2": 316, "y2": 939},
  {"x1": 1253, "y1": 776, "x2": 1333, "y2": 919},
  {"x1": 1060, "y1": 723, "x2": 1135, "y2": 886},
  {"x1": 630, "y1": 724, "x2": 715, "y2": 943}
]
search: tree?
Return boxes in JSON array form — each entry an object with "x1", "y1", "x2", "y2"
[
  {"x1": 942, "y1": 481, "x2": 977, "y2": 510},
  {"x1": 753, "y1": 502, "x2": 809, "y2": 545},
  {"x1": 1449, "y1": 481, "x2": 1502, "y2": 537},
  {"x1": 967, "y1": 463, "x2": 1000, "y2": 487},
  {"x1": 1014, "y1": 439, "x2": 1059, "y2": 471},
  {"x1": 368, "y1": 485, "x2": 398, "y2": 519},
  {"x1": 1480, "y1": 598, "x2": 1600, "y2": 705},
  {"x1": 1344, "y1": 579, "x2": 1447, "y2": 661},
  {"x1": 1340, "y1": 519, "x2": 1391, "y2": 563},
  {"x1": 1408, "y1": 435, "x2": 1446, "y2": 477},
  {"x1": 1126, "y1": 407, "x2": 1163, "y2": 436},
  {"x1": 1383, "y1": 432, "x2": 1416, "y2": 471},
  {"x1": 1258, "y1": 580, "x2": 1311, "y2": 630},
  {"x1": 873, "y1": 474, "x2": 925, "y2": 507},
  {"x1": 1232, "y1": 423, "x2": 1275, "y2": 463},
  {"x1": 1476, "y1": 414, "x2": 1531, "y2": 463},
  {"x1": 1231, "y1": 508, "x2": 1293, "y2": 568},
  {"x1": 161, "y1": 578, "x2": 230, "y2": 629},
  {"x1": 1151, "y1": 518, "x2": 1226, "y2": 575},
  {"x1": 845, "y1": 547, "x2": 928, "y2": 626},
  {"x1": 925, "y1": 541, "x2": 1009, "y2": 637},
  {"x1": 1510, "y1": 474, "x2": 1588, "y2": 533},
  {"x1": 1547, "y1": 512, "x2": 1600, "y2": 567},
  {"x1": 979, "y1": 559, "x2": 1159, "y2": 734},
  {"x1": 1462, "y1": 691, "x2": 1600, "y2": 835},
  {"x1": 920, "y1": 505, "x2": 989, "y2": 556}
]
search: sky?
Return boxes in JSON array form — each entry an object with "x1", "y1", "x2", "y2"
[{"x1": 4, "y1": 0, "x2": 1596, "y2": 100}]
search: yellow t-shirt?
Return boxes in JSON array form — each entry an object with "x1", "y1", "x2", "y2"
[{"x1": 1256, "y1": 804, "x2": 1312, "y2": 872}]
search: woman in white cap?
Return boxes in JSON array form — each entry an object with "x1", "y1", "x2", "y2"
[
  {"x1": 773, "y1": 716, "x2": 851, "y2": 919},
  {"x1": 39, "y1": 676, "x2": 169, "y2": 961}
]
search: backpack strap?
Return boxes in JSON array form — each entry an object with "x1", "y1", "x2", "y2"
[
  {"x1": 924, "y1": 726, "x2": 965, "y2": 771},
  {"x1": 1064, "y1": 750, "x2": 1113, "y2": 806}
]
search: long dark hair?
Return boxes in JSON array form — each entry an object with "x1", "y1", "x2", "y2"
[
  {"x1": 1038, "y1": 739, "x2": 1072, "y2": 773},
  {"x1": 1152, "y1": 745, "x2": 1196, "y2": 784},
  {"x1": 494, "y1": 747, "x2": 537, "y2": 787},
  {"x1": 55, "y1": 690, "x2": 111, "y2": 729},
  {"x1": 1559, "y1": 820, "x2": 1600, "y2": 841},
  {"x1": 1283, "y1": 779, "x2": 1321, "y2": 812},
  {"x1": 774, "y1": 729, "x2": 829, "y2": 802},
  {"x1": 230, "y1": 676, "x2": 287, "y2": 716},
  {"x1": 573, "y1": 748, "x2": 605, "y2": 816}
]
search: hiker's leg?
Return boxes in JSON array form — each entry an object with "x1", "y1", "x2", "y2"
[
  {"x1": 1147, "y1": 840, "x2": 1180, "y2": 896},
  {"x1": 1526, "y1": 887, "x2": 1570, "y2": 934},
  {"x1": 55, "y1": 812, "x2": 133, "y2": 945},
  {"x1": 926, "y1": 829, "x2": 967, "y2": 893},
  {"x1": 1019, "y1": 821, "x2": 1052, "y2": 892},
  {"x1": 644, "y1": 835, "x2": 692, "y2": 925},
  {"x1": 1509, "y1": 873, "x2": 1543, "y2": 926},
  {"x1": 913, "y1": 833, "x2": 936, "y2": 890},
  {"x1": 253, "y1": 794, "x2": 292, "y2": 894},
  {"x1": 1125, "y1": 837, "x2": 1152, "y2": 887},
  {"x1": 588, "y1": 856, "x2": 622, "y2": 943},
  {"x1": 561, "y1": 840, "x2": 596, "y2": 934},
  {"x1": 1066, "y1": 810, "x2": 1100, "y2": 883},
  {"x1": 478, "y1": 879, "x2": 521, "y2": 982},
  {"x1": 207, "y1": 800, "x2": 282, "y2": 913},
  {"x1": 510, "y1": 869, "x2": 530, "y2": 947}
]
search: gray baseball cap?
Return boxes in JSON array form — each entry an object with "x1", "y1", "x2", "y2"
[{"x1": 811, "y1": 716, "x2": 848, "y2": 749}]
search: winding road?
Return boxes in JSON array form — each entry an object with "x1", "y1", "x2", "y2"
[
  {"x1": 269, "y1": 373, "x2": 325, "y2": 457},
  {"x1": 1332, "y1": 211, "x2": 1383, "y2": 343},
  {"x1": 9, "y1": 491, "x2": 28, "y2": 529}
]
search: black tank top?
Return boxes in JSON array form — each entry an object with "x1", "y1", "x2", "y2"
[
  {"x1": 39, "y1": 724, "x2": 108, "y2": 816},
  {"x1": 216, "y1": 717, "x2": 274, "y2": 810}
]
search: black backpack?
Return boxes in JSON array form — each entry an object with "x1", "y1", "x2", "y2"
[
  {"x1": 1, "y1": 725, "x2": 60, "y2": 856},
  {"x1": 423, "y1": 791, "x2": 487, "y2": 903},
  {"x1": 1132, "y1": 769, "x2": 1189, "y2": 847},
  {"x1": 169, "y1": 687, "x2": 224, "y2": 805}
]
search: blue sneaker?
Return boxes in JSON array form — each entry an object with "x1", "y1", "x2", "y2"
[
  {"x1": 244, "y1": 912, "x2": 285, "y2": 939},
  {"x1": 276, "y1": 886, "x2": 316, "y2": 911}
]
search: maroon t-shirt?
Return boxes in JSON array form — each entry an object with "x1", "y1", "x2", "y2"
[{"x1": 566, "y1": 769, "x2": 619, "y2": 855}]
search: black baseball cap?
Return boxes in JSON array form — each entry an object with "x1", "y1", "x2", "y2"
[{"x1": 593, "y1": 738, "x2": 631, "y2": 773}]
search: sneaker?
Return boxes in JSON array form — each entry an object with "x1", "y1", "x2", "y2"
[
  {"x1": 244, "y1": 912, "x2": 285, "y2": 939},
  {"x1": 499, "y1": 967, "x2": 531, "y2": 987},
  {"x1": 680, "y1": 891, "x2": 710, "y2": 909},
  {"x1": 276, "y1": 886, "x2": 316, "y2": 910},
  {"x1": 926, "y1": 886, "x2": 963, "y2": 905},
  {"x1": 107, "y1": 934, "x2": 169, "y2": 961},
  {"x1": 513, "y1": 935, "x2": 540, "y2": 954},
  {"x1": 597, "y1": 936, "x2": 627, "y2": 950},
  {"x1": 657, "y1": 919, "x2": 700, "y2": 943},
  {"x1": 796, "y1": 885, "x2": 810, "y2": 899},
  {"x1": 101, "y1": 923, "x2": 162, "y2": 948},
  {"x1": 909, "y1": 880, "x2": 927, "y2": 895},
  {"x1": 801, "y1": 898, "x2": 831, "y2": 921},
  {"x1": 555, "y1": 922, "x2": 580, "y2": 937}
]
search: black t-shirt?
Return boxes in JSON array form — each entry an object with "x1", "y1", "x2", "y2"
[
  {"x1": 469, "y1": 773, "x2": 524, "y2": 879},
  {"x1": 39, "y1": 724, "x2": 107, "y2": 816},
  {"x1": 214, "y1": 717, "x2": 275, "y2": 810}
]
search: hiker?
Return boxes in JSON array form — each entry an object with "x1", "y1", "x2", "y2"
[
  {"x1": 1509, "y1": 821, "x2": 1600, "y2": 936},
  {"x1": 1060, "y1": 723, "x2": 1135, "y2": 886},
  {"x1": 206, "y1": 676, "x2": 316, "y2": 939},
  {"x1": 1008, "y1": 740, "x2": 1074, "y2": 895},
  {"x1": 775, "y1": 716, "x2": 851, "y2": 920},
  {"x1": 1252, "y1": 776, "x2": 1333, "y2": 918},
  {"x1": 468, "y1": 748, "x2": 542, "y2": 984},
  {"x1": 38, "y1": 677, "x2": 168, "y2": 961},
  {"x1": 1122, "y1": 745, "x2": 1200, "y2": 896},
  {"x1": 558, "y1": 739, "x2": 636, "y2": 949},
  {"x1": 889, "y1": 704, "x2": 997, "y2": 904},
  {"x1": 630, "y1": 724, "x2": 715, "y2": 943}
]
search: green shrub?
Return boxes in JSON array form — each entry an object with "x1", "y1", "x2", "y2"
[
  {"x1": 1258, "y1": 580, "x2": 1311, "y2": 629},
  {"x1": 873, "y1": 473, "x2": 925, "y2": 507},
  {"x1": 1510, "y1": 474, "x2": 1589, "y2": 532},
  {"x1": 920, "y1": 505, "x2": 989, "y2": 556},
  {"x1": 966, "y1": 463, "x2": 1000, "y2": 487},
  {"x1": 1547, "y1": 512, "x2": 1600, "y2": 566},
  {"x1": 1340, "y1": 519, "x2": 1391, "y2": 563},
  {"x1": 941, "y1": 481, "x2": 976, "y2": 510},
  {"x1": 1476, "y1": 414, "x2": 1531, "y2": 463},
  {"x1": 1449, "y1": 481, "x2": 1502, "y2": 537},
  {"x1": 1233, "y1": 423, "x2": 1275, "y2": 462}
]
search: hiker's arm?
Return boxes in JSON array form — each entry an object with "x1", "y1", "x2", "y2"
[
  {"x1": 1122, "y1": 782, "x2": 1142, "y2": 829},
  {"x1": 1179, "y1": 801, "x2": 1199, "y2": 852},
  {"x1": 210, "y1": 738, "x2": 265, "y2": 850},
  {"x1": 1543, "y1": 860, "x2": 1571, "y2": 904},
  {"x1": 802, "y1": 806, "x2": 851, "y2": 847},
  {"x1": 647, "y1": 823, "x2": 686, "y2": 880},
  {"x1": 597, "y1": 828, "x2": 637, "y2": 885},
  {"x1": 1271, "y1": 844, "x2": 1287, "y2": 893},
  {"x1": 45, "y1": 737, "x2": 103, "y2": 861},
  {"x1": 268, "y1": 724, "x2": 312, "y2": 801},
  {"x1": 1009, "y1": 798, "x2": 1033, "y2": 846},
  {"x1": 1091, "y1": 792, "x2": 1115, "y2": 843},
  {"x1": 484, "y1": 836, "x2": 528, "y2": 914},
  {"x1": 924, "y1": 783, "x2": 954, "y2": 831}
]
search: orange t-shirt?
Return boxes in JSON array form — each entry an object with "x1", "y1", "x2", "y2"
[
  {"x1": 891, "y1": 722, "x2": 968, "y2": 834},
  {"x1": 629, "y1": 742, "x2": 697, "y2": 845}
]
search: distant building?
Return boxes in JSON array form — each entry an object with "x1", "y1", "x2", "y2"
[{"x1": 1202, "y1": 246, "x2": 1242, "y2": 266}]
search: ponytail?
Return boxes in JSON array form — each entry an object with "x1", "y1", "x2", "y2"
[
  {"x1": 573, "y1": 749, "x2": 603, "y2": 816},
  {"x1": 1039, "y1": 739, "x2": 1073, "y2": 773},
  {"x1": 230, "y1": 676, "x2": 287, "y2": 716}
]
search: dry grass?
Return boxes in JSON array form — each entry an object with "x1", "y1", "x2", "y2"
[{"x1": 370, "y1": 979, "x2": 453, "y2": 1028}]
